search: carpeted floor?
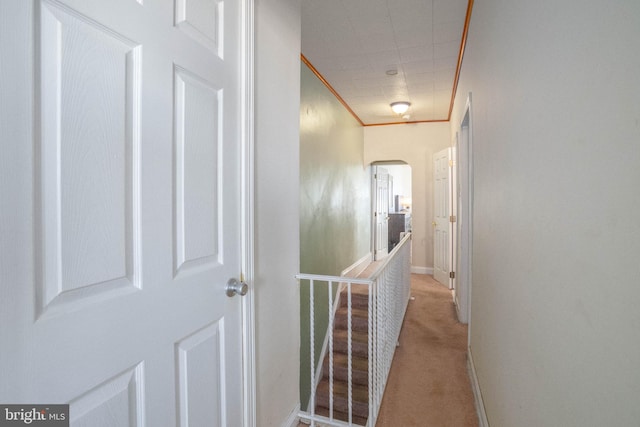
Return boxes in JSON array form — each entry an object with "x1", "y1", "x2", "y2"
[
  {"x1": 374, "y1": 274, "x2": 478, "y2": 427},
  {"x1": 298, "y1": 273, "x2": 478, "y2": 427}
]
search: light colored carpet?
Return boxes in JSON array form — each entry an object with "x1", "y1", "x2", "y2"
[{"x1": 374, "y1": 274, "x2": 478, "y2": 426}]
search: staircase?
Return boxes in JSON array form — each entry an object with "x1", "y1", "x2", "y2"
[
  {"x1": 298, "y1": 233, "x2": 413, "y2": 427},
  {"x1": 315, "y1": 284, "x2": 370, "y2": 425}
]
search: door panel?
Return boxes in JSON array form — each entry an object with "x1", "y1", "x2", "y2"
[
  {"x1": 69, "y1": 364, "x2": 144, "y2": 427},
  {"x1": 176, "y1": 322, "x2": 225, "y2": 427},
  {"x1": 38, "y1": 0, "x2": 141, "y2": 317},
  {"x1": 0, "y1": 0, "x2": 245, "y2": 425},
  {"x1": 174, "y1": 67, "x2": 222, "y2": 273}
]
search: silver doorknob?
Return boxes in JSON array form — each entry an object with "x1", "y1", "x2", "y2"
[{"x1": 226, "y1": 278, "x2": 248, "y2": 297}]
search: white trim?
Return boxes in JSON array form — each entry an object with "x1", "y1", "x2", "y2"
[
  {"x1": 341, "y1": 253, "x2": 373, "y2": 277},
  {"x1": 281, "y1": 404, "x2": 301, "y2": 427},
  {"x1": 466, "y1": 92, "x2": 474, "y2": 344},
  {"x1": 410, "y1": 266, "x2": 433, "y2": 275},
  {"x1": 454, "y1": 93, "x2": 473, "y2": 325},
  {"x1": 240, "y1": 0, "x2": 256, "y2": 425},
  {"x1": 456, "y1": 92, "x2": 473, "y2": 333},
  {"x1": 452, "y1": 138, "x2": 458, "y2": 293},
  {"x1": 467, "y1": 348, "x2": 489, "y2": 427}
]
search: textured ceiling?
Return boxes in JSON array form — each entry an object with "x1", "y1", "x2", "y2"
[{"x1": 301, "y1": 0, "x2": 470, "y2": 125}]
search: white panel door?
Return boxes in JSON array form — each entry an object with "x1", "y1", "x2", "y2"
[
  {"x1": 374, "y1": 167, "x2": 390, "y2": 260},
  {"x1": 433, "y1": 148, "x2": 452, "y2": 286},
  {"x1": 0, "y1": 0, "x2": 247, "y2": 425}
]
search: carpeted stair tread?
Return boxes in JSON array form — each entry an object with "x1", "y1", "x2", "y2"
[
  {"x1": 346, "y1": 283, "x2": 370, "y2": 295},
  {"x1": 315, "y1": 378, "x2": 369, "y2": 419},
  {"x1": 322, "y1": 353, "x2": 368, "y2": 386},
  {"x1": 334, "y1": 306, "x2": 368, "y2": 332},
  {"x1": 333, "y1": 329, "x2": 368, "y2": 357},
  {"x1": 339, "y1": 288, "x2": 369, "y2": 309},
  {"x1": 312, "y1": 284, "x2": 371, "y2": 426},
  {"x1": 315, "y1": 406, "x2": 368, "y2": 426}
]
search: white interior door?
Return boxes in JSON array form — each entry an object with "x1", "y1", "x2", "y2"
[
  {"x1": 374, "y1": 167, "x2": 390, "y2": 260},
  {"x1": 0, "y1": 0, "x2": 248, "y2": 425},
  {"x1": 433, "y1": 148, "x2": 451, "y2": 286}
]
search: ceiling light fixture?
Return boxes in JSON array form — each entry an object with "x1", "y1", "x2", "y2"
[{"x1": 390, "y1": 101, "x2": 411, "y2": 115}]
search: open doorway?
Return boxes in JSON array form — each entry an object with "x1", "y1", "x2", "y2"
[
  {"x1": 371, "y1": 162, "x2": 412, "y2": 260},
  {"x1": 454, "y1": 94, "x2": 473, "y2": 326}
]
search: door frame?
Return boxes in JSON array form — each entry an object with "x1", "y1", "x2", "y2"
[
  {"x1": 455, "y1": 93, "x2": 473, "y2": 331},
  {"x1": 451, "y1": 144, "x2": 458, "y2": 294},
  {"x1": 240, "y1": 0, "x2": 256, "y2": 424}
]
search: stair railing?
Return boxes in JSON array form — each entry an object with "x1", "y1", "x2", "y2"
[{"x1": 297, "y1": 233, "x2": 412, "y2": 427}]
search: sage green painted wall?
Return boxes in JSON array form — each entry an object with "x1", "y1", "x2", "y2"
[{"x1": 299, "y1": 62, "x2": 371, "y2": 409}]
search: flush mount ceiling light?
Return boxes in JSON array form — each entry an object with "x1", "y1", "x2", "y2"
[{"x1": 390, "y1": 101, "x2": 411, "y2": 115}]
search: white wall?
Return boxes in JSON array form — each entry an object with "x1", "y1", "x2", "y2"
[
  {"x1": 385, "y1": 164, "x2": 412, "y2": 211},
  {"x1": 451, "y1": 0, "x2": 640, "y2": 426},
  {"x1": 255, "y1": 0, "x2": 301, "y2": 425},
  {"x1": 364, "y1": 123, "x2": 450, "y2": 273}
]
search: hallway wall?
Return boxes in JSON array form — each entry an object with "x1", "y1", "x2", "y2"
[
  {"x1": 255, "y1": 0, "x2": 301, "y2": 424},
  {"x1": 364, "y1": 123, "x2": 450, "y2": 273},
  {"x1": 300, "y1": 64, "x2": 371, "y2": 277},
  {"x1": 451, "y1": 0, "x2": 640, "y2": 425},
  {"x1": 299, "y1": 61, "x2": 371, "y2": 409}
]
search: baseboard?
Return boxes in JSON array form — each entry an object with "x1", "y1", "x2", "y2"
[
  {"x1": 281, "y1": 403, "x2": 300, "y2": 427},
  {"x1": 341, "y1": 253, "x2": 372, "y2": 277},
  {"x1": 410, "y1": 266, "x2": 433, "y2": 275},
  {"x1": 467, "y1": 348, "x2": 489, "y2": 427}
]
